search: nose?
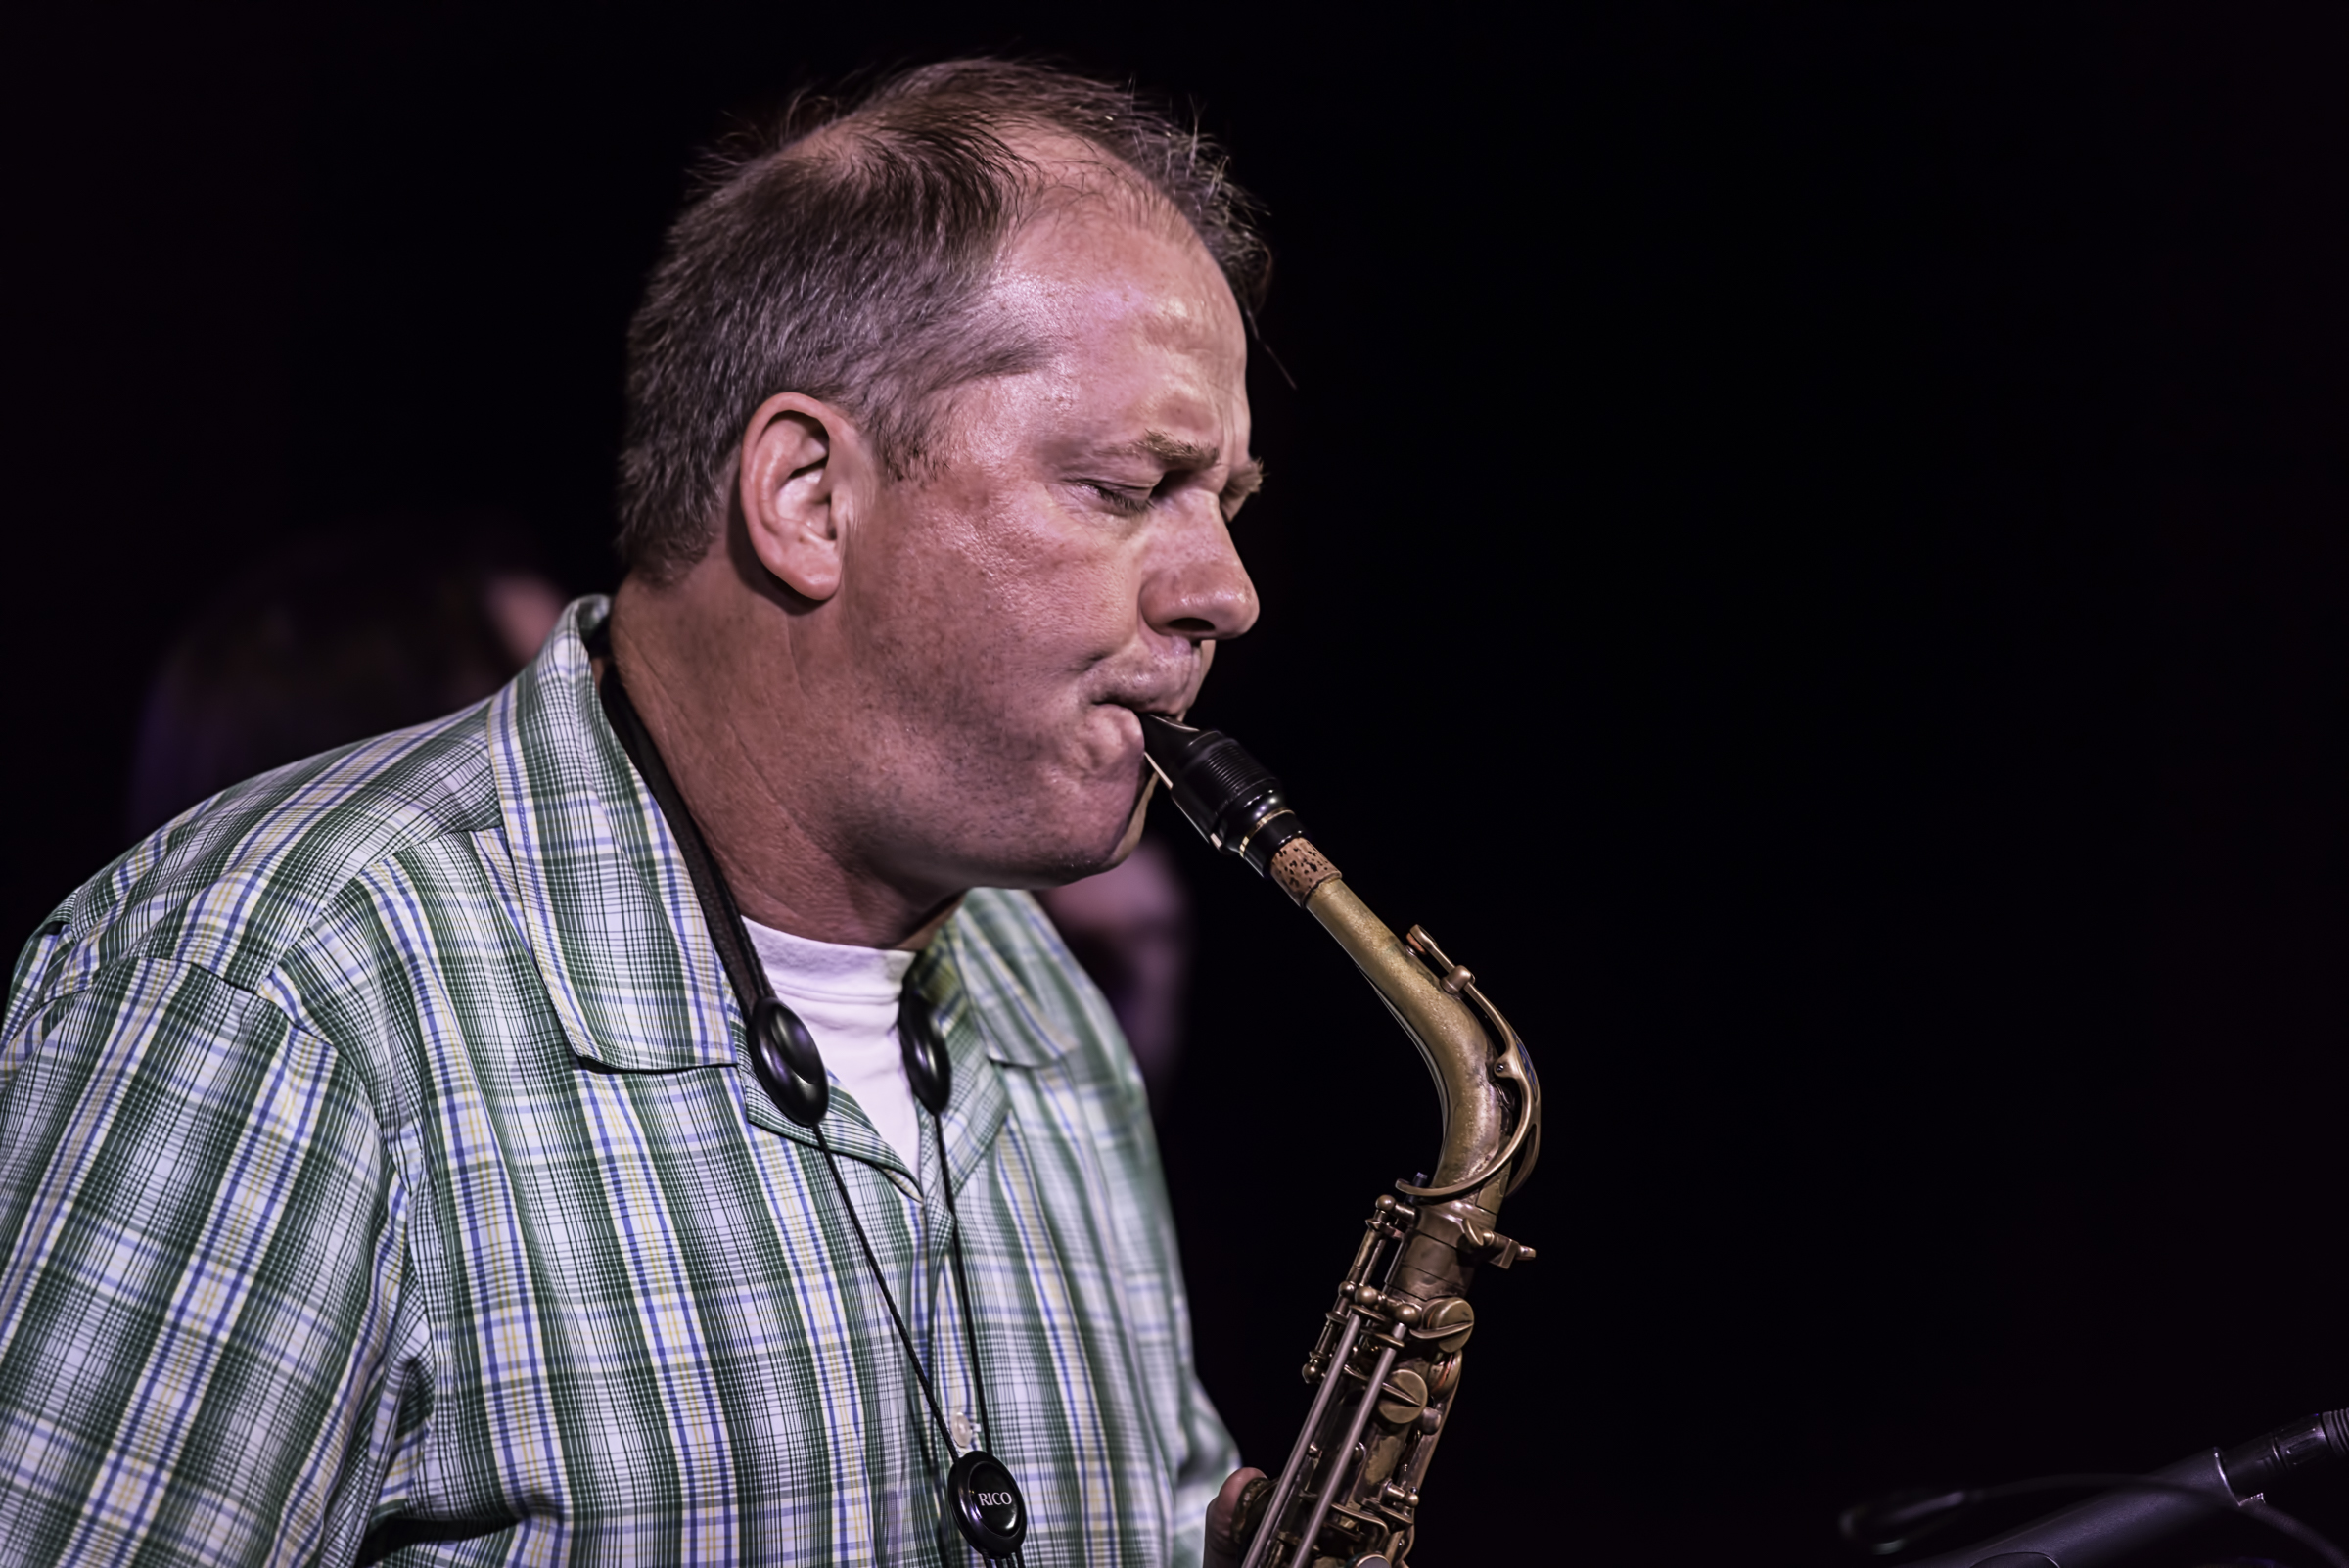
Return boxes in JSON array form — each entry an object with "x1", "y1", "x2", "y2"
[{"x1": 1141, "y1": 503, "x2": 1260, "y2": 644}]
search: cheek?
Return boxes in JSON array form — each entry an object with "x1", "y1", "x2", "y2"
[
  {"x1": 987, "y1": 544, "x2": 1136, "y2": 649},
  {"x1": 893, "y1": 504, "x2": 1140, "y2": 682}
]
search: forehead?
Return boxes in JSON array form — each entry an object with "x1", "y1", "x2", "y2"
[{"x1": 986, "y1": 171, "x2": 1250, "y2": 385}]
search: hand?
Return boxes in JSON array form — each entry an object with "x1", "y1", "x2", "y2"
[{"x1": 1204, "y1": 1467, "x2": 1266, "y2": 1568}]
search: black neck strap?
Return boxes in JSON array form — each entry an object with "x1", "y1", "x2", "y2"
[
  {"x1": 589, "y1": 629, "x2": 1023, "y2": 1563},
  {"x1": 595, "y1": 663, "x2": 760, "y2": 998},
  {"x1": 595, "y1": 643, "x2": 833, "y2": 1125}
]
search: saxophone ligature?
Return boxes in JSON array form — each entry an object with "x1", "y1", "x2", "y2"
[{"x1": 1137, "y1": 713, "x2": 1542, "y2": 1568}]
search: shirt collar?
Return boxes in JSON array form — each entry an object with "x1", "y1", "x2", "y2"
[
  {"x1": 488, "y1": 597, "x2": 1070, "y2": 1178},
  {"x1": 489, "y1": 596, "x2": 733, "y2": 1076}
]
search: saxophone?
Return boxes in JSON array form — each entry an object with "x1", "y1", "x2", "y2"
[{"x1": 1137, "y1": 715, "x2": 1543, "y2": 1568}]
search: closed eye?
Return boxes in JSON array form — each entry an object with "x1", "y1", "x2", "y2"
[
  {"x1": 1085, "y1": 482, "x2": 1155, "y2": 517},
  {"x1": 1082, "y1": 456, "x2": 1263, "y2": 521}
]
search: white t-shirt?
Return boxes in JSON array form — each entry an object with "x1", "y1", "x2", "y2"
[{"x1": 742, "y1": 918, "x2": 922, "y2": 1171}]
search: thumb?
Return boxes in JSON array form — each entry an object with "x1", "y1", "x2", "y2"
[{"x1": 1204, "y1": 1467, "x2": 1266, "y2": 1568}]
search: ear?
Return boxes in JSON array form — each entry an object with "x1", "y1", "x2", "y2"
[{"x1": 737, "y1": 392, "x2": 867, "y2": 602}]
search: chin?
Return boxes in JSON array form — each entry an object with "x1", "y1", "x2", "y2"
[{"x1": 989, "y1": 782, "x2": 1150, "y2": 890}]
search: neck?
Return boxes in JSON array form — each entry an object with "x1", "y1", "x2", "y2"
[{"x1": 607, "y1": 574, "x2": 963, "y2": 950}]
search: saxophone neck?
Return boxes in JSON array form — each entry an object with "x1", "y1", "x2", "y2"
[
  {"x1": 1277, "y1": 838, "x2": 1542, "y2": 1209},
  {"x1": 1130, "y1": 709, "x2": 1540, "y2": 1203}
]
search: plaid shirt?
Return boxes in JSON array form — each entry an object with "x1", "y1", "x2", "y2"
[{"x1": 0, "y1": 598, "x2": 1235, "y2": 1567}]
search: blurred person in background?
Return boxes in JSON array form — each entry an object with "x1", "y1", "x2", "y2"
[
  {"x1": 1036, "y1": 834, "x2": 1192, "y2": 1118},
  {"x1": 125, "y1": 514, "x2": 567, "y2": 839}
]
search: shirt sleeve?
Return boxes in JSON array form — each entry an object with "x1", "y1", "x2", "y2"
[
  {"x1": 1167, "y1": 1353, "x2": 1243, "y2": 1568},
  {"x1": 0, "y1": 956, "x2": 410, "y2": 1567}
]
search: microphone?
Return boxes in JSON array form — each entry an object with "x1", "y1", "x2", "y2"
[{"x1": 1841, "y1": 1408, "x2": 2349, "y2": 1567}]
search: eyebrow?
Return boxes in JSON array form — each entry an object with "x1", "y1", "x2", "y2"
[
  {"x1": 1108, "y1": 432, "x2": 1267, "y2": 502},
  {"x1": 1111, "y1": 432, "x2": 1221, "y2": 468}
]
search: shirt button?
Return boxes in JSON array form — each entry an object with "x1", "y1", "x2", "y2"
[{"x1": 950, "y1": 1408, "x2": 976, "y2": 1453}]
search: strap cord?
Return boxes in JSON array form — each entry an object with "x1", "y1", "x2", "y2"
[{"x1": 593, "y1": 631, "x2": 1012, "y2": 1562}]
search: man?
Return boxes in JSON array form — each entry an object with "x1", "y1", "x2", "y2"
[{"x1": 0, "y1": 61, "x2": 1267, "y2": 1565}]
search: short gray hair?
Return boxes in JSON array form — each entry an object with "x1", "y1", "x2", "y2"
[{"x1": 614, "y1": 59, "x2": 1270, "y2": 583}]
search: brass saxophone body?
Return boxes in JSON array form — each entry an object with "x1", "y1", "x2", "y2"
[{"x1": 1138, "y1": 715, "x2": 1542, "y2": 1568}]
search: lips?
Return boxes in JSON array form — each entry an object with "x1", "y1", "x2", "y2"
[{"x1": 1084, "y1": 647, "x2": 1202, "y2": 721}]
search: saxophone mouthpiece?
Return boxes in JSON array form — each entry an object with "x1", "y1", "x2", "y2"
[{"x1": 1134, "y1": 712, "x2": 1309, "y2": 877}]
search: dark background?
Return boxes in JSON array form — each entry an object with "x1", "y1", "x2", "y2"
[{"x1": 8, "y1": 3, "x2": 2349, "y2": 1561}]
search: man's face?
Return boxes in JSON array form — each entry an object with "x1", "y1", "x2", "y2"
[{"x1": 828, "y1": 195, "x2": 1261, "y2": 891}]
